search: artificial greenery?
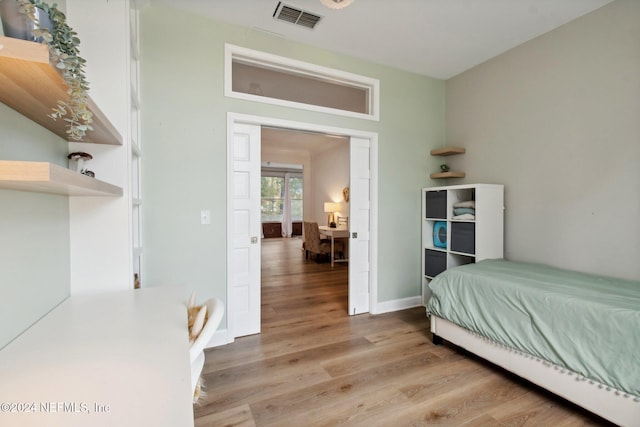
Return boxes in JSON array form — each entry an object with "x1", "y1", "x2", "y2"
[{"x1": 16, "y1": 0, "x2": 93, "y2": 140}]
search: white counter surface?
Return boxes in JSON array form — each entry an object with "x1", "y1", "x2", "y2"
[{"x1": 0, "y1": 286, "x2": 194, "y2": 426}]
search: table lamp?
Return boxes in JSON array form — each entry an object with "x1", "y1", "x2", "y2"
[{"x1": 324, "y1": 202, "x2": 341, "y2": 228}]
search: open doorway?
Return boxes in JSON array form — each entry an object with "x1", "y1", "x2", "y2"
[
  {"x1": 227, "y1": 113, "x2": 378, "y2": 340},
  {"x1": 260, "y1": 127, "x2": 350, "y2": 324},
  {"x1": 261, "y1": 125, "x2": 349, "y2": 236}
]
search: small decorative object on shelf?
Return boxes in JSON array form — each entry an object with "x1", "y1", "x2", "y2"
[
  {"x1": 3, "y1": 0, "x2": 93, "y2": 140},
  {"x1": 134, "y1": 273, "x2": 140, "y2": 289},
  {"x1": 430, "y1": 146, "x2": 465, "y2": 179},
  {"x1": 81, "y1": 169, "x2": 95, "y2": 178},
  {"x1": 68, "y1": 151, "x2": 92, "y2": 172}
]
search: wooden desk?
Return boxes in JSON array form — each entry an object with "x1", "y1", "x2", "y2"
[
  {"x1": 0, "y1": 286, "x2": 194, "y2": 427},
  {"x1": 319, "y1": 225, "x2": 349, "y2": 267}
]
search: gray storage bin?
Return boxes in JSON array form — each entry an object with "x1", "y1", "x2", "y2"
[
  {"x1": 425, "y1": 191, "x2": 446, "y2": 219},
  {"x1": 451, "y1": 222, "x2": 475, "y2": 254},
  {"x1": 425, "y1": 249, "x2": 447, "y2": 277}
]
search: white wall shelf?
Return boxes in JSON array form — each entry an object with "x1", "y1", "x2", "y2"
[
  {"x1": 0, "y1": 37, "x2": 123, "y2": 145},
  {"x1": 0, "y1": 160, "x2": 122, "y2": 196}
]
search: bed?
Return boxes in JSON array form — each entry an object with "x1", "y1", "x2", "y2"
[{"x1": 425, "y1": 259, "x2": 640, "y2": 426}]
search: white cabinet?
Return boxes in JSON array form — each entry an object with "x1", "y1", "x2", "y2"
[{"x1": 421, "y1": 184, "x2": 504, "y2": 303}]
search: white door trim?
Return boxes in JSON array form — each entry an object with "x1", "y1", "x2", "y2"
[{"x1": 226, "y1": 112, "x2": 379, "y2": 339}]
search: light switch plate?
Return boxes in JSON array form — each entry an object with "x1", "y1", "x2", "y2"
[{"x1": 200, "y1": 210, "x2": 210, "y2": 225}]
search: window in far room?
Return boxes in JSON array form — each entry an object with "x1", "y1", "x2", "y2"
[
  {"x1": 261, "y1": 169, "x2": 303, "y2": 223},
  {"x1": 289, "y1": 177, "x2": 303, "y2": 221}
]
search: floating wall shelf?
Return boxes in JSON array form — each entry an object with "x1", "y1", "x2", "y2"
[
  {"x1": 0, "y1": 36, "x2": 123, "y2": 145},
  {"x1": 430, "y1": 146, "x2": 466, "y2": 156},
  {"x1": 430, "y1": 171, "x2": 466, "y2": 179},
  {"x1": 0, "y1": 161, "x2": 123, "y2": 196},
  {"x1": 430, "y1": 146, "x2": 465, "y2": 179}
]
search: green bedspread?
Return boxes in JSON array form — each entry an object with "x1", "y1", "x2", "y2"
[{"x1": 426, "y1": 259, "x2": 640, "y2": 397}]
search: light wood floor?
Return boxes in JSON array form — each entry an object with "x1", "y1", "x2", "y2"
[{"x1": 194, "y1": 237, "x2": 610, "y2": 426}]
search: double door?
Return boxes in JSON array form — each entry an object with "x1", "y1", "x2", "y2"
[{"x1": 229, "y1": 121, "x2": 375, "y2": 338}]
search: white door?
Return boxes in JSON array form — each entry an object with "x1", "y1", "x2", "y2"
[
  {"x1": 228, "y1": 123, "x2": 261, "y2": 337},
  {"x1": 349, "y1": 137, "x2": 371, "y2": 315}
]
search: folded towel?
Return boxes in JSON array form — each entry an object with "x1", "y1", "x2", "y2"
[
  {"x1": 452, "y1": 213, "x2": 475, "y2": 220},
  {"x1": 453, "y1": 207, "x2": 475, "y2": 216},
  {"x1": 453, "y1": 200, "x2": 475, "y2": 208}
]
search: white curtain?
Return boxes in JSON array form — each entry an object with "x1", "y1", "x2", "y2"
[{"x1": 281, "y1": 173, "x2": 292, "y2": 238}]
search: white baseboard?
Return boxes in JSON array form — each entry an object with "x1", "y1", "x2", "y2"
[{"x1": 373, "y1": 295, "x2": 422, "y2": 314}]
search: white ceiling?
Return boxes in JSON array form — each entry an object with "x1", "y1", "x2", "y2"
[{"x1": 153, "y1": 0, "x2": 612, "y2": 79}]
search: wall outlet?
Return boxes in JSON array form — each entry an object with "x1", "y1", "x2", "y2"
[{"x1": 200, "y1": 210, "x2": 210, "y2": 225}]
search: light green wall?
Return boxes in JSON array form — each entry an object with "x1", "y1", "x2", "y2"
[
  {"x1": 446, "y1": 0, "x2": 639, "y2": 280},
  {"x1": 0, "y1": 103, "x2": 70, "y2": 349},
  {"x1": 140, "y1": 4, "x2": 445, "y2": 312}
]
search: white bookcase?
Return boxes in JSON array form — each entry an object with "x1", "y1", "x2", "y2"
[{"x1": 421, "y1": 183, "x2": 504, "y2": 304}]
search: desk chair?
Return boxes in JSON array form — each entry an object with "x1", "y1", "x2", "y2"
[
  {"x1": 189, "y1": 297, "x2": 224, "y2": 403},
  {"x1": 302, "y1": 221, "x2": 344, "y2": 262}
]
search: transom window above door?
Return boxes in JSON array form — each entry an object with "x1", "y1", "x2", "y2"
[{"x1": 225, "y1": 44, "x2": 380, "y2": 121}]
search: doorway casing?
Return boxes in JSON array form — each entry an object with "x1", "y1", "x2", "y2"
[{"x1": 226, "y1": 112, "x2": 379, "y2": 341}]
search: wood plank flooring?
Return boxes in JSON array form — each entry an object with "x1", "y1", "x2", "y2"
[{"x1": 194, "y1": 237, "x2": 611, "y2": 426}]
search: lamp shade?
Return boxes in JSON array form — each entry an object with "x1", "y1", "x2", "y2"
[{"x1": 324, "y1": 202, "x2": 341, "y2": 213}]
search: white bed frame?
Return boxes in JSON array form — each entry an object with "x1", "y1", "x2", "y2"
[{"x1": 430, "y1": 315, "x2": 640, "y2": 426}]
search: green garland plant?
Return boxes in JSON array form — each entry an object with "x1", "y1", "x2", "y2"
[{"x1": 17, "y1": 0, "x2": 93, "y2": 140}]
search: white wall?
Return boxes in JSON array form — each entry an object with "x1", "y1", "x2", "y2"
[
  {"x1": 446, "y1": 0, "x2": 639, "y2": 280},
  {"x1": 310, "y1": 144, "x2": 350, "y2": 225},
  {"x1": 0, "y1": 105, "x2": 70, "y2": 349}
]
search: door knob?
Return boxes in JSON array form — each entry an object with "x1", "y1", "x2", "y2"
[
  {"x1": 251, "y1": 237, "x2": 258, "y2": 244},
  {"x1": 352, "y1": 232, "x2": 358, "y2": 238}
]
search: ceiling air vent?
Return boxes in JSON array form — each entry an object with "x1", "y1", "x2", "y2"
[{"x1": 273, "y1": 2, "x2": 322, "y2": 30}]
